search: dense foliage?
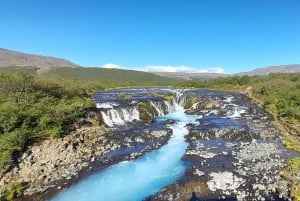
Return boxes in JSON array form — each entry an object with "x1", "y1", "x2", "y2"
[
  {"x1": 0, "y1": 70, "x2": 177, "y2": 173},
  {"x1": 44, "y1": 67, "x2": 178, "y2": 84},
  {"x1": 0, "y1": 73, "x2": 93, "y2": 171}
]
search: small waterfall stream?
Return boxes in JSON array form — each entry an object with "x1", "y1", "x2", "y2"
[
  {"x1": 101, "y1": 107, "x2": 140, "y2": 127},
  {"x1": 45, "y1": 89, "x2": 295, "y2": 200},
  {"x1": 49, "y1": 93, "x2": 200, "y2": 201}
]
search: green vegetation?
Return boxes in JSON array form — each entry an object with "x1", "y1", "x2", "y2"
[
  {"x1": 137, "y1": 101, "x2": 158, "y2": 121},
  {"x1": 185, "y1": 97, "x2": 199, "y2": 109},
  {"x1": 177, "y1": 73, "x2": 300, "y2": 122},
  {"x1": 1, "y1": 69, "x2": 300, "y2": 199},
  {"x1": 45, "y1": 67, "x2": 177, "y2": 85},
  {"x1": 0, "y1": 73, "x2": 95, "y2": 172},
  {"x1": 0, "y1": 70, "x2": 176, "y2": 177},
  {"x1": 283, "y1": 139, "x2": 300, "y2": 153},
  {"x1": 118, "y1": 93, "x2": 133, "y2": 100},
  {"x1": 0, "y1": 67, "x2": 38, "y2": 74},
  {"x1": 164, "y1": 95, "x2": 174, "y2": 102},
  {"x1": 284, "y1": 158, "x2": 300, "y2": 201},
  {"x1": 177, "y1": 73, "x2": 300, "y2": 199},
  {"x1": 0, "y1": 182, "x2": 28, "y2": 201}
]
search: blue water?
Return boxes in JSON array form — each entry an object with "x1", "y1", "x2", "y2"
[{"x1": 48, "y1": 107, "x2": 199, "y2": 201}]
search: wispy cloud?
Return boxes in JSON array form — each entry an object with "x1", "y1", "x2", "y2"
[
  {"x1": 145, "y1": 65, "x2": 224, "y2": 74},
  {"x1": 102, "y1": 63, "x2": 125, "y2": 69},
  {"x1": 101, "y1": 63, "x2": 225, "y2": 74}
]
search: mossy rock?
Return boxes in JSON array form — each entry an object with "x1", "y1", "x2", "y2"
[
  {"x1": 164, "y1": 95, "x2": 174, "y2": 102},
  {"x1": 283, "y1": 157, "x2": 300, "y2": 200},
  {"x1": 137, "y1": 101, "x2": 158, "y2": 121},
  {"x1": 283, "y1": 139, "x2": 300, "y2": 152},
  {"x1": 185, "y1": 97, "x2": 199, "y2": 109}
]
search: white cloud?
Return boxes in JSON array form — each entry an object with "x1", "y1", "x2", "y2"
[
  {"x1": 102, "y1": 63, "x2": 124, "y2": 69},
  {"x1": 145, "y1": 65, "x2": 224, "y2": 74},
  {"x1": 101, "y1": 63, "x2": 225, "y2": 74}
]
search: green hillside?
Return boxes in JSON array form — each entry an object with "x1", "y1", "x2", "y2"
[
  {"x1": 0, "y1": 67, "x2": 180, "y2": 85},
  {"x1": 0, "y1": 66, "x2": 38, "y2": 74},
  {"x1": 45, "y1": 67, "x2": 178, "y2": 84}
]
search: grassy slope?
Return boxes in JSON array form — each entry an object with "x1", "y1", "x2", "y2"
[
  {"x1": 0, "y1": 66, "x2": 38, "y2": 74},
  {"x1": 44, "y1": 67, "x2": 178, "y2": 84}
]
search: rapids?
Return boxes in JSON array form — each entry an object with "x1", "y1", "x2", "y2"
[
  {"x1": 48, "y1": 106, "x2": 200, "y2": 201},
  {"x1": 46, "y1": 88, "x2": 297, "y2": 201}
]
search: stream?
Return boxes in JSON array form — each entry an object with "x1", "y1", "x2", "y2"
[
  {"x1": 48, "y1": 106, "x2": 200, "y2": 201},
  {"x1": 46, "y1": 88, "x2": 298, "y2": 201}
]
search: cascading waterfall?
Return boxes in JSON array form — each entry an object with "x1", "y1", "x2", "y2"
[
  {"x1": 99, "y1": 89, "x2": 187, "y2": 127},
  {"x1": 173, "y1": 91, "x2": 187, "y2": 107},
  {"x1": 101, "y1": 107, "x2": 140, "y2": 127},
  {"x1": 49, "y1": 89, "x2": 200, "y2": 201},
  {"x1": 229, "y1": 107, "x2": 246, "y2": 118},
  {"x1": 163, "y1": 100, "x2": 176, "y2": 114},
  {"x1": 47, "y1": 89, "x2": 293, "y2": 201},
  {"x1": 150, "y1": 101, "x2": 165, "y2": 116}
]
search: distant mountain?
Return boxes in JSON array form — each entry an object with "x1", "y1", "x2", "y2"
[
  {"x1": 238, "y1": 64, "x2": 300, "y2": 76},
  {"x1": 0, "y1": 48, "x2": 79, "y2": 71}
]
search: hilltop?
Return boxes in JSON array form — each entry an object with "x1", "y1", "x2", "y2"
[
  {"x1": 238, "y1": 64, "x2": 300, "y2": 76},
  {"x1": 45, "y1": 67, "x2": 178, "y2": 84},
  {"x1": 1, "y1": 48, "x2": 300, "y2": 81},
  {"x1": 0, "y1": 48, "x2": 79, "y2": 73}
]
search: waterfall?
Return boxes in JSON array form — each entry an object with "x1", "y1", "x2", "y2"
[
  {"x1": 191, "y1": 102, "x2": 200, "y2": 110},
  {"x1": 98, "y1": 89, "x2": 189, "y2": 127},
  {"x1": 150, "y1": 101, "x2": 165, "y2": 116},
  {"x1": 101, "y1": 107, "x2": 140, "y2": 127},
  {"x1": 49, "y1": 100, "x2": 200, "y2": 201},
  {"x1": 173, "y1": 91, "x2": 186, "y2": 107},
  {"x1": 164, "y1": 101, "x2": 176, "y2": 113},
  {"x1": 228, "y1": 107, "x2": 246, "y2": 118},
  {"x1": 96, "y1": 102, "x2": 119, "y2": 109}
]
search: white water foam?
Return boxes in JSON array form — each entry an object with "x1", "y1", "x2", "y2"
[
  {"x1": 224, "y1": 96, "x2": 234, "y2": 103},
  {"x1": 228, "y1": 107, "x2": 246, "y2": 118},
  {"x1": 49, "y1": 105, "x2": 200, "y2": 201},
  {"x1": 150, "y1": 101, "x2": 165, "y2": 116},
  {"x1": 101, "y1": 107, "x2": 140, "y2": 127},
  {"x1": 96, "y1": 102, "x2": 119, "y2": 109}
]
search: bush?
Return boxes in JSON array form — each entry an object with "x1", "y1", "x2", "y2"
[{"x1": 1, "y1": 182, "x2": 28, "y2": 201}]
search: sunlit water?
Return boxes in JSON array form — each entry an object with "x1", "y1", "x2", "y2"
[{"x1": 48, "y1": 106, "x2": 199, "y2": 201}]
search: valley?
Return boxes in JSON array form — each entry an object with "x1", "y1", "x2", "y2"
[{"x1": 2, "y1": 88, "x2": 298, "y2": 201}]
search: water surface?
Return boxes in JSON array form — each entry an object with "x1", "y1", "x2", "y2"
[{"x1": 49, "y1": 107, "x2": 199, "y2": 201}]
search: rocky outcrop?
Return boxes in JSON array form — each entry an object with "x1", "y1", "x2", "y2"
[
  {"x1": 0, "y1": 119, "x2": 173, "y2": 200},
  {"x1": 0, "y1": 126, "x2": 113, "y2": 196},
  {"x1": 0, "y1": 48, "x2": 79, "y2": 68}
]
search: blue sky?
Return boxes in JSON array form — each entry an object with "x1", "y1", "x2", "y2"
[{"x1": 1, "y1": 0, "x2": 300, "y2": 74}]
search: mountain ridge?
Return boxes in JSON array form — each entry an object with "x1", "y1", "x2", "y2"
[
  {"x1": 1, "y1": 48, "x2": 300, "y2": 78},
  {"x1": 0, "y1": 48, "x2": 80, "y2": 69},
  {"x1": 237, "y1": 64, "x2": 300, "y2": 76}
]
